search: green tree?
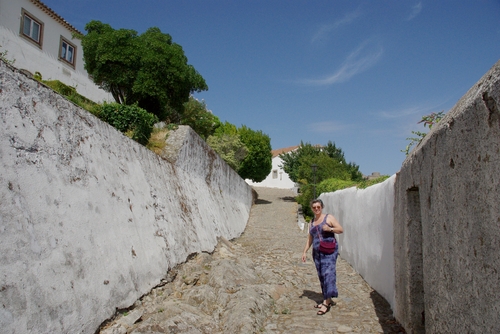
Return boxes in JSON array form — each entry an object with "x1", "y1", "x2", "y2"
[
  {"x1": 323, "y1": 141, "x2": 363, "y2": 181},
  {"x1": 80, "y1": 21, "x2": 208, "y2": 119},
  {"x1": 181, "y1": 96, "x2": 220, "y2": 140},
  {"x1": 279, "y1": 142, "x2": 320, "y2": 183},
  {"x1": 207, "y1": 121, "x2": 248, "y2": 172},
  {"x1": 207, "y1": 135, "x2": 248, "y2": 171},
  {"x1": 206, "y1": 122, "x2": 271, "y2": 181},
  {"x1": 237, "y1": 126, "x2": 272, "y2": 182},
  {"x1": 281, "y1": 142, "x2": 360, "y2": 184},
  {"x1": 280, "y1": 141, "x2": 362, "y2": 216},
  {"x1": 296, "y1": 153, "x2": 350, "y2": 185},
  {"x1": 213, "y1": 121, "x2": 239, "y2": 136}
]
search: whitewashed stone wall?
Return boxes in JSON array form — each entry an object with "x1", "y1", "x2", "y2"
[
  {"x1": 319, "y1": 175, "x2": 396, "y2": 311},
  {"x1": 0, "y1": 61, "x2": 253, "y2": 334},
  {"x1": 394, "y1": 60, "x2": 500, "y2": 333},
  {"x1": 320, "y1": 61, "x2": 500, "y2": 334}
]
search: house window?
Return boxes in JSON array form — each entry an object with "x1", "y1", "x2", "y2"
[
  {"x1": 272, "y1": 170, "x2": 278, "y2": 179},
  {"x1": 20, "y1": 9, "x2": 43, "y2": 47},
  {"x1": 59, "y1": 37, "x2": 76, "y2": 67}
]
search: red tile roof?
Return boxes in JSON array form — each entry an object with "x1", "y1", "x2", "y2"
[
  {"x1": 31, "y1": 0, "x2": 83, "y2": 35},
  {"x1": 272, "y1": 145, "x2": 299, "y2": 158}
]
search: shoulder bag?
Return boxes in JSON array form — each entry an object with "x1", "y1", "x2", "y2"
[{"x1": 316, "y1": 219, "x2": 336, "y2": 254}]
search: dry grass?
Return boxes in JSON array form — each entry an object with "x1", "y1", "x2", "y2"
[{"x1": 146, "y1": 128, "x2": 169, "y2": 155}]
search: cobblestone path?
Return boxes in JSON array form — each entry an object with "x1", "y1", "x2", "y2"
[
  {"x1": 100, "y1": 187, "x2": 405, "y2": 334},
  {"x1": 238, "y1": 188, "x2": 404, "y2": 334}
]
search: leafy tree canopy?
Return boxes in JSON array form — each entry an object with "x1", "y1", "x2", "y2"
[
  {"x1": 237, "y1": 126, "x2": 272, "y2": 182},
  {"x1": 207, "y1": 121, "x2": 248, "y2": 172},
  {"x1": 207, "y1": 134, "x2": 248, "y2": 171},
  {"x1": 213, "y1": 121, "x2": 239, "y2": 137},
  {"x1": 81, "y1": 21, "x2": 208, "y2": 119},
  {"x1": 280, "y1": 141, "x2": 362, "y2": 183},
  {"x1": 181, "y1": 96, "x2": 220, "y2": 140},
  {"x1": 207, "y1": 122, "x2": 272, "y2": 182},
  {"x1": 279, "y1": 141, "x2": 363, "y2": 215}
]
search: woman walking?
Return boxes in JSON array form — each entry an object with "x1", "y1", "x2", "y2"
[{"x1": 301, "y1": 199, "x2": 343, "y2": 315}]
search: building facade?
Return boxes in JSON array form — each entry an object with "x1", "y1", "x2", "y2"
[
  {"x1": 0, "y1": 0, "x2": 111, "y2": 102},
  {"x1": 246, "y1": 146, "x2": 298, "y2": 191}
]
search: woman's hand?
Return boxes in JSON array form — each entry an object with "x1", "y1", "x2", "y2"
[
  {"x1": 322, "y1": 224, "x2": 334, "y2": 233},
  {"x1": 302, "y1": 234, "x2": 313, "y2": 262}
]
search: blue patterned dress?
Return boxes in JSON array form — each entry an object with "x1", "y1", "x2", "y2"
[{"x1": 310, "y1": 214, "x2": 339, "y2": 299}]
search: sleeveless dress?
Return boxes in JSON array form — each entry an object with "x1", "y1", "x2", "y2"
[{"x1": 309, "y1": 214, "x2": 339, "y2": 299}]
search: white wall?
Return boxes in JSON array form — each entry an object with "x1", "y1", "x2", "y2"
[
  {"x1": 0, "y1": 62, "x2": 252, "y2": 334},
  {"x1": 320, "y1": 175, "x2": 396, "y2": 311},
  {"x1": 246, "y1": 156, "x2": 296, "y2": 190},
  {"x1": 0, "y1": 0, "x2": 112, "y2": 102}
]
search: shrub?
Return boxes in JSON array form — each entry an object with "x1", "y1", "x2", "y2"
[
  {"x1": 42, "y1": 80, "x2": 98, "y2": 113},
  {"x1": 402, "y1": 111, "x2": 445, "y2": 155},
  {"x1": 317, "y1": 178, "x2": 358, "y2": 194},
  {"x1": 356, "y1": 175, "x2": 390, "y2": 189},
  {"x1": 43, "y1": 80, "x2": 77, "y2": 96},
  {"x1": 97, "y1": 103, "x2": 158, "y2": 145}
]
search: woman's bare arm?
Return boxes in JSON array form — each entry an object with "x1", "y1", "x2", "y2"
[
  {"x1": 322, "y1": 215, "x2": 343, "y2": 234},
  {"x1": 301, "y1": 234, "x2": 313, "y2": 262}
]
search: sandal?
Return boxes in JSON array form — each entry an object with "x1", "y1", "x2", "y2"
[
  {"x1": 316, "y1": 303, "x2": 331, "y2": 315},
  {"x1": 314, "y1": 301, "x2": 334, "y2": 308}
]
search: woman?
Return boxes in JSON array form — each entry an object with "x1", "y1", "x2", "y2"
[{"x1": 301, "y1": 198, "x2": 343, "y2": 315}]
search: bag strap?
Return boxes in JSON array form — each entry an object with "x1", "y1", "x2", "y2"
[
  {"x1": 315, "y1": 214, "x2": 336, "y2": 243},
  {"x1": 315, "y1": 215, "x2": 327, "y2": 242}
]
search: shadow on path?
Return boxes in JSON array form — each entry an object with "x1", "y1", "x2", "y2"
[
  {"x1": 299, "y1": 289, "x2": 324, "y2": 305},
  {"x1": 255, "y1": 198, "x2": 272, "y2": 205},
  {"x1": 280, "y1": 196, "x2": 296, "y2": 202},
  {"x1": 370, "y1": 290, "x2": 407, "y2": 333}
]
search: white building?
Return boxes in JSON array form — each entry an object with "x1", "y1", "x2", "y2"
[
  {"x1": 246, "y1": 145, "x2": 298, "y2": 191},
  {"x1": 0, "y1": 0, "x2": 111, "y2": 103}
]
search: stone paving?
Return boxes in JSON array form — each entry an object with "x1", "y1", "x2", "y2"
[{"x1": 99, "y1": 187, "x2": 405, "y2": 333}]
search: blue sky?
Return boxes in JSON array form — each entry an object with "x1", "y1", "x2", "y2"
[{"x1": 43, "y1": 0, "x2": 500, "y2": 176}]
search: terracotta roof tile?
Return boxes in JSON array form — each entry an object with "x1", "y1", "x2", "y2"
[
  {"x1": 272, "y1": 145, "x2": 299, "y2": 158},
  {"x1": 31, "y1": 0, "x2": 83, "y2": 35}
]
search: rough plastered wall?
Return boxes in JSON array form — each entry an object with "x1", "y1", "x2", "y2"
[
  {"x1": 320, "y1": 175, "x2": 396, "y2": 312},
  {"x1": 0, "y1": 61, "x2": 253, "y2": 334},
  {"x1": 394, "y1": 59, "x2": 500, "y2": 333}
]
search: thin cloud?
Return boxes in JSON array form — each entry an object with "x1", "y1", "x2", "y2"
[
  {"x1": 306, "y1": 121, "x2": 351, "y2": 134},
  {"x1": 378, "y1": 106, "x2": 430, "y2": 119},
  {"x1": 299, "y1": 40, "x2": 383, "y2": 86},
  {"x1": 311, "y1": 9, "x2": 362, "y2": 44},
  {"x1": 376, "y1": 100, "x2": 450, "y2": 119},
  {"x1": 406, "y1": 2, "x2": 422, "y2": 21}
]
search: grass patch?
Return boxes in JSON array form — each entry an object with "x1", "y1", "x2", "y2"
[
  {"x1": 147, "y1": 128, "x2": 169, "y2": 155},
  {"x1": 42, "y1": 80, "x2": 98, "y2": 114}
]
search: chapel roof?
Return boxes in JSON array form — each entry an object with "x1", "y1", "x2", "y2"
[{"x1": 271, "y1": 145, "x2": 299, "y2": 158}]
